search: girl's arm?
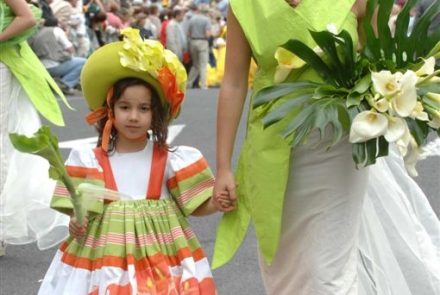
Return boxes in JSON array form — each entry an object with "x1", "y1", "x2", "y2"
[
  {"x1": 0, "y1": 0, "x2": 37, "y2": 42},
  {"x1": 191, "y1": 197, "x2": 218, "y2": 216},
  {"x1": 214, "y1": 5, "x2": 252, "y2": 209}
]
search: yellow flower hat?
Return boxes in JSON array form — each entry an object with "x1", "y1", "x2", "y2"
[{"x1": 80, "y1": 28, "x2": 187, "y2": 118}]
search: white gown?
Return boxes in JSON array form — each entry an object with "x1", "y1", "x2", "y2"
[
  {"x1": 258, "y1": 130, "x2": 440, "y2": 295},
  {"x1": 0, "y1": 63, "x2": 69, "y2": 250},
  {"x1": 358, "y1": 147, "x2": 440, "y2": 295}
]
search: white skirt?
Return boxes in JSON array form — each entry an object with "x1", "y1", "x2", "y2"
[
  {"x1": 258, "y1": 131, "x2": 440, "y2": 295},
  {"x1": 0, "y1": 63, "x2": 69, "y2": 250}
]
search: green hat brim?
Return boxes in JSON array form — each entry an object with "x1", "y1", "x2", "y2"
[{"x1": 80, "y1": 41, "x2": 166, "y2": 111}]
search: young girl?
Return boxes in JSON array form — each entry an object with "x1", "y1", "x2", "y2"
[{"x1": 38, "y1": 28, "x2": 228, "y2": 294}]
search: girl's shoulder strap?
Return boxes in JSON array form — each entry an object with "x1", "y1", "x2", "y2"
[
  {"x1": 146, "y1": 143, "x2": 168, "y2": 200},
  {"x1": 93, "y1": 147, "x2": 118, "y2": 190}
]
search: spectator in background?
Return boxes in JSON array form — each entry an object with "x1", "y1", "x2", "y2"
[
  {"x1": 187, "y1": 3, "x2": 211, "y2": 89},
  {"x1": 131, "y1": 12, "x2": 154, "y2": 39},
  {"x1": 88, "y1": 10, "x2": 107, "y2": 48},
  {"x1": 149, "y1": 4, "x2": 162, "y2": 35},
  {"x1": 38, "y1": 0, "x2": 57, "y2": 21},
  {"x1": 141, "y1": 7, "x2": 158, "y2": 39},
  {"x1": 50, "y1": 0, "x2": 74, "y2": 31},
  {"x1": 29, "y1": 17, "x2": 86, "y2": 94},
  {"x1": 215, "y1": 0, "x2": 228, "y2": 19},
  {"x1": 68, "y1": 0, "x2": 90, "y2": 57},
  {"x1": 166, "y1": 8, "x2": 186, "y2": 61},
  {"x1": 158, "y1": 8, "x2": 172, "y2": 45}
]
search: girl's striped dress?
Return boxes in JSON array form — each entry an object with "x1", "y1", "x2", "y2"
[{"x1": 38, "y1": 143, "x2": 217, "y2": 295}]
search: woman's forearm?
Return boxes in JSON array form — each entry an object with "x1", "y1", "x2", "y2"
[
  {"x1": 216, "y1": 84, "x2": 248, "y2": 172},
  {"x1": 216, "y1": 5, "x2": 252, "y2": 173},
  {"x1": 0, "y1": 0, "x2": 37, "y2": 42}
]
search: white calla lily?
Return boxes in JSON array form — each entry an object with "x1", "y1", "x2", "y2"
[
  {"x1": 415, "y1": 57, "x2": 436, "y2": 76},
  {"x1": 373, "y1": 98, "x2": 389, "y2": 112},
  {"x1": 384, "y1": 116, "x2": 407, "y2": 142},
  {"x1": 395, "y1": 124, "x2": 412, "y2": 156},
  {"x1": 274, "y1": 47, "x2": 306, "y2": 83},
  {"x1": 274, "y1": 66, "x2": 293, "y2": 84},
  {"x1": 371, "y1": 70, "x2": 402, "y2": 96},
  {"x1": 404, "y1": 142, "x2": 426, "y2": 177},
  {"x1": 411, "y1": 101, "x2": 429, "y2": 121},
  {"x1": 349, "y1": 111, "x2": 388, "y2": 143},
  {"x1": 391, "y1": 70, "x2": 418, "y2": 117}
]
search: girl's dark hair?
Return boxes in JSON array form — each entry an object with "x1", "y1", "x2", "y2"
[{"x1": 96, "y1": 78, "x2": 170, "y2": 154}]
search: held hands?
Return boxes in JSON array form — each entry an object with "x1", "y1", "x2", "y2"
[
  {"x1": 213, "y1": 169, "x2": 238, "y2": 212},
  {"x1": 69, "y1": 217, "x2": 88, "y2": 242}
]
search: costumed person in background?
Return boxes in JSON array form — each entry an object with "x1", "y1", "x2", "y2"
[
  {"x1": 38, "y1": 28, "x2": 231, "y2": 294},
  {"x1": 212, "y1": 0, "x2": 440, "y2": 294},
  {"x1": 0, "y1": 0, "x2": 70, "y2": 256}
]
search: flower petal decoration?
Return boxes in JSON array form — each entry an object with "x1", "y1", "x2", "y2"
[
  {"x1": 428, "y1": 116, "x2": 440, "y2": 129},
  {"x1": 411, "y1": 101, "x2": 429, "y2": 121},
  {"x1": 157, "y1": 67, "x2": 184, "y2": 118},
  {"x1": 396, "y1": 124, "x2": 411, "y2": 156},
  {"x1": 384, "y1": 116, "x2": 406, "y2": 142},
  {"x1": 415, "y1": 57, "x2": 435, "y2": 76},
  {"x1": 404, "y1": 142, "x2": 425, "y2": 177},
  {"x1": 349, "y1": 111, "x2": 388, "y2": 143},
  {"x1": 371, "y1": 70, "x2": 402, "y2": 97},
  {"x1": 391, "y1": 70, "x2": 418, "y2": 117},
  {"x1": 373, "y1": 98, "x2": 389, "y2": 112}
]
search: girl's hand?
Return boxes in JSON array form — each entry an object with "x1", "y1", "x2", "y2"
[
  {"x1": 214, "y1": 191, "x2": 236, "y2": 212},
  {"x1": 69, "y1": 217, "x2": 88, "y2": 242},
  {"x1": 214, "y1": 169, "x2": 238, "y2": 212}
]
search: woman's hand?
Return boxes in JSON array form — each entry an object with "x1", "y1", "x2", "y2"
[
  {"x1": 214, "y1": 169, "x2": 238, "y2": 212},
  {"x1": 69, "y1": 217, "x2": 88, "y2": 242}
]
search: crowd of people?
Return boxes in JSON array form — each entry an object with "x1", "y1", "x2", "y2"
[{"x1": 27, "y1": 0, "x2": 228, "y2": 94}]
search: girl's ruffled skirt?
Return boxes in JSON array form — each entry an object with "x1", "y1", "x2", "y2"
[{"x1": 38, "y1": 199, "x2": 216, "y2": 295}]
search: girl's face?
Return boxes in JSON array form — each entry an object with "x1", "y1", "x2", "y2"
[{"x1": 113, "y1": 85, "x2": 153, "y2": 151}]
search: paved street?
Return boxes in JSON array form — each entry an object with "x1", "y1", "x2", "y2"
[{"x1": 1, "y1": 88, "x2": 439, "y2": 295}]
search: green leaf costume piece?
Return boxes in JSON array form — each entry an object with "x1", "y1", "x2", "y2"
[{"x1": 0, "y1": 1, "x2": 71, "y2": 126}]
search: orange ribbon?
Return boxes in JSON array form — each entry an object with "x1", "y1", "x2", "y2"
[
  {"x1": 157, "y1": 67, "x2": 184, "y2": 118},
  {"x1": 85, "y1": 88, "x2": 114, "y2": 152}
]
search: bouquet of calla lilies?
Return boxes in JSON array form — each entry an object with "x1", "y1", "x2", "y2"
[{"x1": 254, "y1": 0, "x2": 440, "y2": 176}]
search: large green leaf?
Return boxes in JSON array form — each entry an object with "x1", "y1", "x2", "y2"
[
  {"x1": 9, "y1": 126, "x2": 85, "y2": 224},
  {"x1": 253, "y1": 81, "x2": 318, "y2": 107},
  {"x1": 406, "y1": 118, "x2": 430, "y2": 146},
  {"x1": 261, "y1": 92, "x2": 314, "y2": 127},
  {"x1": 281, "y1": 97, "x2": 350, "y2": 148},
  {"x1": 282, "y1": 39, "x2": 333, "y2": 82}
]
